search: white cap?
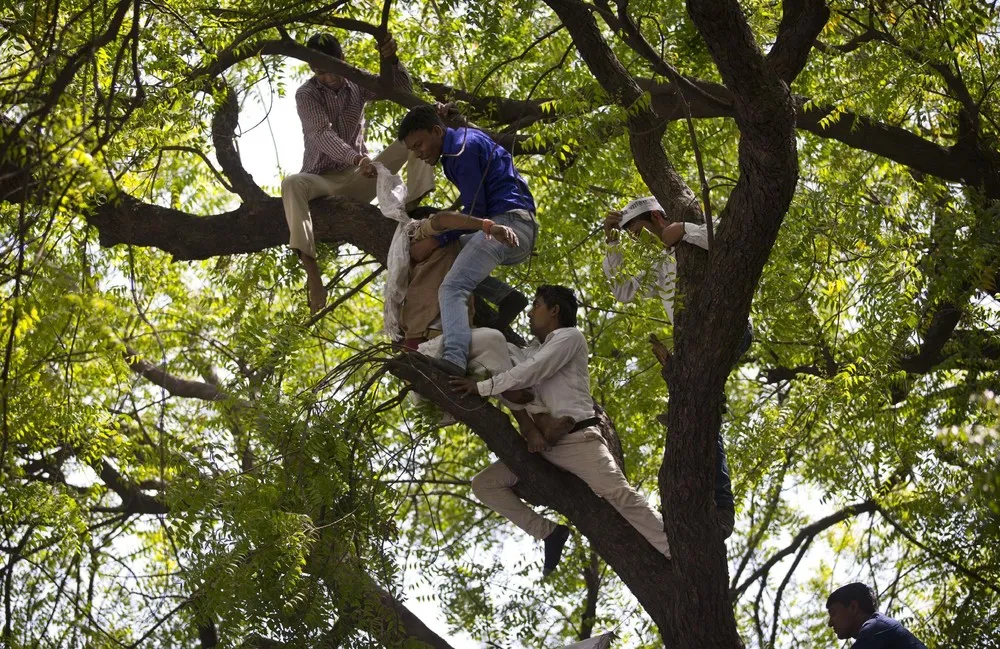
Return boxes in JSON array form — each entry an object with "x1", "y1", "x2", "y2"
[{"x1": 619, "y1": 196, "x2": 663, "y2": 228}]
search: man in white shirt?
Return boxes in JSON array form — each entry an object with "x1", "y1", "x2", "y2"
[
  {"x1": 450, "y1": 285, "x2": 671, "y2": 576},
  {"x1": 602, "y1": 196, "x2": 751, "y2": 538}
]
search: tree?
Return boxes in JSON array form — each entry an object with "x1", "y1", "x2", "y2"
[{"x1": 2, "y1": 0, "x2": 999, "y2": 647}]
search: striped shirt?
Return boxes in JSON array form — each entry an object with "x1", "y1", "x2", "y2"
[{"x1": 295, "y1": 63, "x2": 412, "y2": 175}]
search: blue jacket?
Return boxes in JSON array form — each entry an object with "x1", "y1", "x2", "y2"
[
  {"x1": 440, "y1": 127, "x2": 535, "y2": 217},
  {"x1": 852, "y1": 613, "x2": 927, "y2": 649}
]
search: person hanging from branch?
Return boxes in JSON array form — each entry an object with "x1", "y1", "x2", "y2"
[
  {"x1": 282, "y1": 31, "x2": 436, "y2": 313},
  {"x1": 450, "y1": 285, "x2": 672, "y2": 576},
  {"x1": 397, "y1": 105, "x2": 538, "y2": 376},
  {"x1": 602, "y1": 196, "x2": 753, "y2": 539}
]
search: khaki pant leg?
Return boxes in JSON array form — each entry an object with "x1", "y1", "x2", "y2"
[
  {"x1": 374, "y1": 140, "x2": 436, "y2": 203},
  {"x1": 471, "y1": 461, "x2": 558, "y2": 540},
  {"x1": 281, "y1": 172, "x2": 347, "y2": 258},
  {"x1": 330, "y1": 142, "x2": 417, "y2": 203},
  {"x1": 542, "y1": 429, "x2": 672, "y2": 558}
]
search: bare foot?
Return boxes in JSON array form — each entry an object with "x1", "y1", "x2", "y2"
[
  {"x1": 512, "y1": 410, "x2": 550, "y2": 453},
  {"x1": 524, "y1": 428, "x2": 550, "y2": 453},
  {"x1": 538, "y1": 415, "x2": 575, "y2": 446},
  {"x1": 299, "y1": 252, "x2": 327, "y2": 314}
]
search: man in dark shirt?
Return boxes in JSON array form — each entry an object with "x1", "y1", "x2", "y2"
[
  {"x1": 397, "y1": 105, "x2": 538, "y2": 375},
  {"x1": 826, "y1": 583, "x2": 927, "y2": 649}
]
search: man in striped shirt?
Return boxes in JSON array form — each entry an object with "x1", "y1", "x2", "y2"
[{"x1": 281, "y1": 32, "x2": 435, "y2": 313}]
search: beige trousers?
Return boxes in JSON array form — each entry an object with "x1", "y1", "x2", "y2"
[
  {"x1": 471, "y1": 428, "x2": 672, "y2": 558},
  {"x1": 281, "y1": 141, "x2": 435, "y2": 258}
]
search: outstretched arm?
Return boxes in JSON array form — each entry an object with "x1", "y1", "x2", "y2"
[
  {"x1": 475, "y1": 330, "x2": 585, "y2": 396},
  {"x1": 429, "y1": 211, "x2": 520, "y2": 247}
]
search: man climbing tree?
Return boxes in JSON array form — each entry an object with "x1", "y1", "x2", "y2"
[
  {"x1": 602, "y1": 196, "x2": 752, "y2": 538},
  {"x1": 398, "y1": 105, "x2": 538, "y2": 376},
  {"x1": 282, "y1": 31, "x2": 434, "y2": 312},
  {"x1": 450, "y1": 285, "x2": 672, "y2": 575}
]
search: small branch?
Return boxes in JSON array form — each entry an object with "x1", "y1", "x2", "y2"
[
  {"x1": 125, "y1": 348, "x2": 230, "y2": 402},
  {"x1": 877, "y1": 506, "x2": 1000, "y2": 595},
  {"x1": 160, "y1": 145, "x2": 234, "y2": 193},
  {"x1": 471, "y1": 24, "x2": 565, "y2": 98},
  {"x1": 734, "y1": 499, "x2": 877, "y2": 597}
]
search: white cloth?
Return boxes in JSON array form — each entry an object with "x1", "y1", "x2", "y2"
[
  {"x1": 280, "y1": 140, "x2": 434, "y2": 259},
  {"x1": 556, "y1": 632, "x2": 615, "y2": 649},
  {"x1": 475, "y1": 327, "x2": 595, "y2": 422},
  {"x1": 418, "y1": 328, "x2": 549, "y2": 414},
  {"x1": 375, "y1": 162, "x2": 422, "y2": 341},
  {"x1": 471, "y1": 430, "x2": 671, "y2": 557},
  {"x1": 601, "y1": 222, "x2": 709, "y2": 324}
]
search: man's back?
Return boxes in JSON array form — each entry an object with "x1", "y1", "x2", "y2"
[
  {"x1": 852, "y1": 613, "x2": 927, "y2": 649},
  {"x1": 439, "y1": 127, "x2": 535, "y2": 217}
]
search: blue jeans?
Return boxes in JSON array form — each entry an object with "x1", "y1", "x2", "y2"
[
  {"x1": 439, "y1": 211, "x2": 537, "y2": 369},
  {"x1": 716, "y1": 319, "x2": 753, "y2": 512}
]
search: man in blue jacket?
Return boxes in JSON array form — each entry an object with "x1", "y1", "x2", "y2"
[
  {"x1": 397, "y1": 106, "x2": 538, "y2": 376},
  {"x1": 826, "y1": 583, "x2": 927, "y2": 649}
]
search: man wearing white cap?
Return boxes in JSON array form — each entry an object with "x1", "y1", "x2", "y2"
[{"x1": 603, "y1": 196, "x2": 750, "y2": 539}]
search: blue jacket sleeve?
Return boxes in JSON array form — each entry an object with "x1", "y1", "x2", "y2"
[{"x1": 454, "y1": 134, "x2": 492, "y2": 216}]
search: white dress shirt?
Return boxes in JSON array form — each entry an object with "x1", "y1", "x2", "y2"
[
  {"x1": 476, "y1": 327, "x2": 595, "y2": 421},
  {"x1": 601, "y1": 222, "x2": 709, "y2": 324}
]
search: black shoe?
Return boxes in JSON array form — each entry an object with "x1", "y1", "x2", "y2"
[
  {"x1": 489, "y1": 291, "x2": 529, "y2": 330},
  {"x1": 542, "y1": 524, "x2": 571, "y2": 576},
  {"x1": 427, "y1": 356, "x2": 466, "y2": 377}
]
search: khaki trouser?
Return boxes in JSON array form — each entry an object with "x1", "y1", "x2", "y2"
[
  {"x1": 281, "y1": 141, "x2": 435, "y2": 258},
  {"x1": 471, "y1": 428, "x2": 672, "y2": 558}
]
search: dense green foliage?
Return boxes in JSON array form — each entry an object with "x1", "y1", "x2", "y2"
[{"x1": 2, "y1": 0, "x2": 999, "y2": 647}]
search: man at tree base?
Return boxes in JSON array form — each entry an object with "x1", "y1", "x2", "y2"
[
  {"x1": 282, "y1": 32, "x2": 435, "y2": 313},
  {"x1": 450, "y1": 285, "x2": 671, "y2": 575},
  {"x1": 826, "y1": 583, "x2": 927, "y2": 649},
  {"x1": 603, "y1": 196, "x2": 749, "y2": 539},
  {"x1": 398, "y1": 105, "x2": 538, "y2": 376}
]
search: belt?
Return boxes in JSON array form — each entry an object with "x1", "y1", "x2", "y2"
[{"x1": 568, "y1": 416, "x2": 600, "y2": 434}]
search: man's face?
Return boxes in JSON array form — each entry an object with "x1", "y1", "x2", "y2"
[
  {"x1": 528, "y1": 295, "x2": 558, "y2": 339},
  {"x1": 403, "y1": 127, "x2": 445, "y2": 165},
  {"x1": 623, "y1": 211, "x2": 663, "y2": 239},
  {"x1": 311, "y1": 66, "x2": 345, "y2": 91},
  {"x1": 827, "y1": 602, "x2": 860, "y2": 639}
]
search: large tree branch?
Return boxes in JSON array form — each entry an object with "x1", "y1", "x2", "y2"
[
  {"x1": 87, "y1": 193, "x2": 392, "y2": 261},
  {"x1": 544, "y1": 0, "x2": 702, "y2": 227},
  {"x1": 211, "y1": 83, "x2": 269, "y2": 203},
  {"x1": 387, "y1": 355, "x2": 673, "y2": 625},
  {"x1": 766, "y1": 0, "x2": 831, "y2": 84}
]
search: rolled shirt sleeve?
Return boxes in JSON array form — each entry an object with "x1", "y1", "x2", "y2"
[
  {"x1": 678, "y1": 222, "x2": 710, "y2": 250},
  {"x1": 476, "y1": 329, "x2": 585, "y2": 397},
  {"x1": 602, "y1": 244, "x2": 643, "y2": 304}
]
